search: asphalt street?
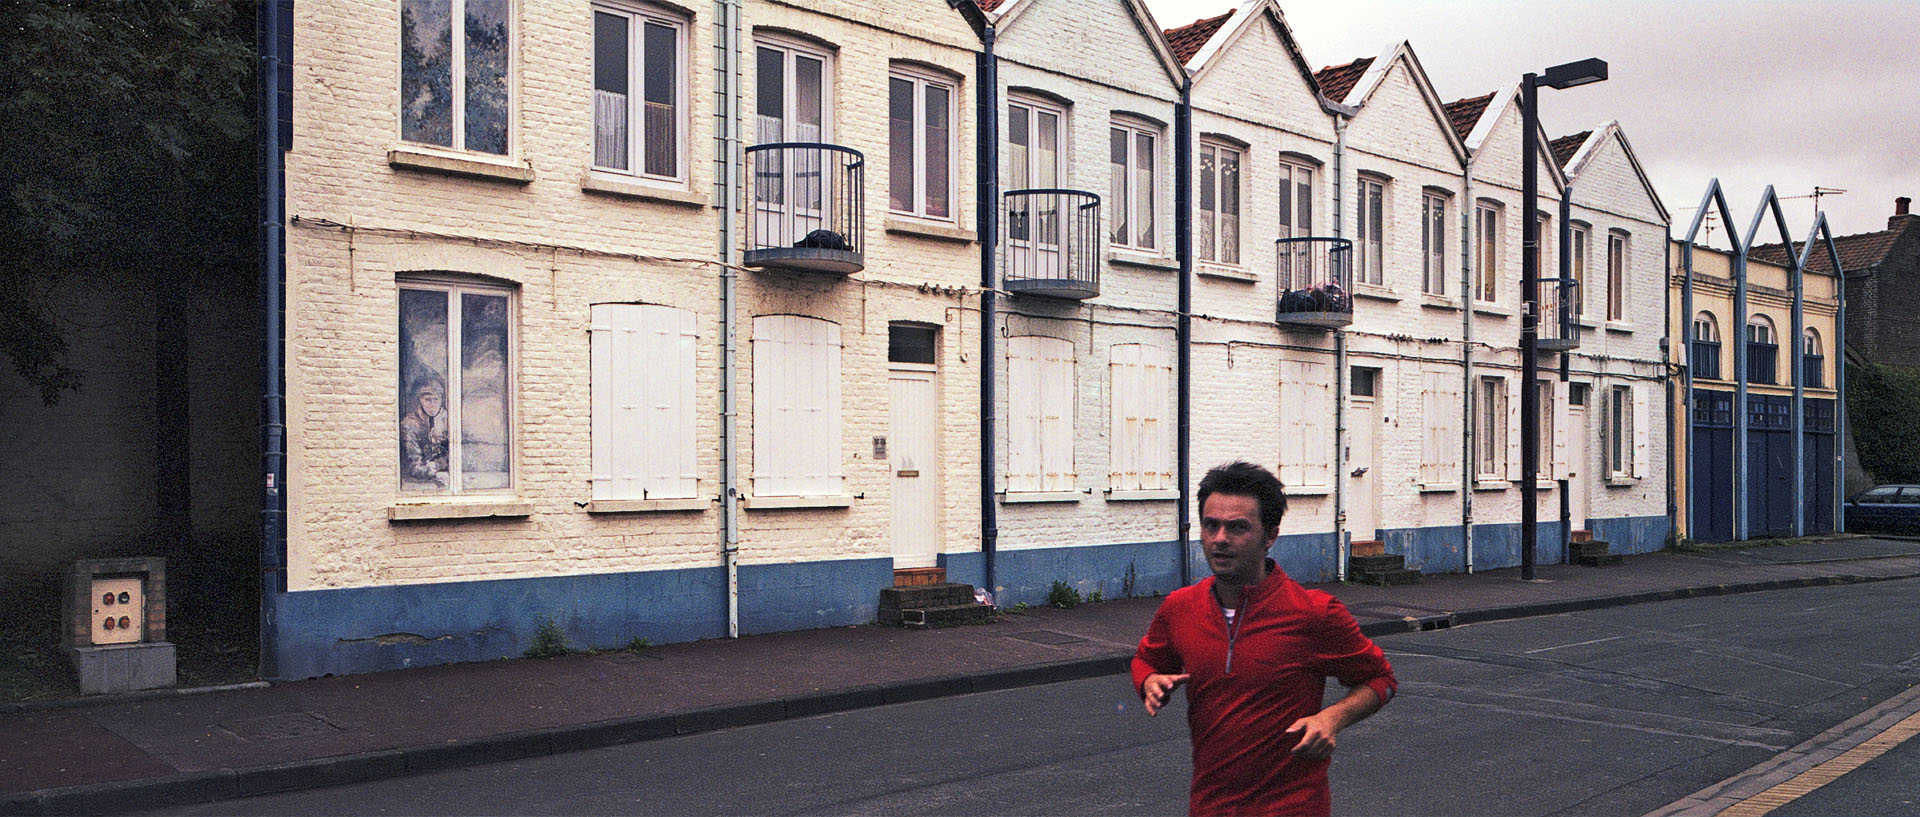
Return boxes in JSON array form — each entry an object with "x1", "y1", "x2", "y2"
[{"x1": 140, "y1": 578, "x2": 1920, "y2": 817}]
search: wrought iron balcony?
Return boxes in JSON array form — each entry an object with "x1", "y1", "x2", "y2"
[
  {"x1": 1274, "y1": 237, "x2": 1353, "y2": 328},
  {"x1": 744, "y1": 142, "x2": 864, "y2": 275},
  {"x1": 1002, "y1": 188, "x2": 1100, "y2": 300},
  {"x1": 1537, "y1": 277, "x2": 1580, "y2": 352}
]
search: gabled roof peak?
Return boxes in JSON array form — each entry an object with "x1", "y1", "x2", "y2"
[
  {"x1": 1164, "y1": 10, "x2": 1233, "y2": 64},
  {"x1": 1442, "y1": 92, "x2": 1495, "y2": 142},
  {"x1": 1549, "y1": 131, "x2": 1592, "y2": 169},
  {"x1": 1313, "y1": 56, "x2": 1372, "y2": 104}
]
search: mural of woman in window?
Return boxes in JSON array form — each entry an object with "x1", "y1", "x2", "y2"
[{"x1": 400, "y1": 376, "x2": 451, "y2": 489}]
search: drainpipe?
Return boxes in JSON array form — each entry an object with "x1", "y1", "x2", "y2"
[
  {"x1": 1331, "y1": 116, "x2": 1348, "y2": 580},
  {"x1": 1790, "y1": 222, "x2": 1806, "y2": 537},
  {"x1": 1460, "y1": 156, "x2": 1476, "y2": 573},
  {"x1": 257, "y1": 0, "x2": 291, "y2": 679},
  {"x1": 1175, "y1": 77, "x2": 1193, "y2": 586},
  {"x1": 1681, "y1": 194, "x2": 1701, "y2": 544},
  {"x1": 976, "y1": 26, "x2": 999, "y2": 598},
  {"x1": 1664, "y1": 229, "x2": 1677, "y2": 547},
  {"x1": 716, "y1": 0, "x2": 742, "y2": 637},
  {"x1": 1831, "y1": 235, "x2": 1847, "y2": 532},
  {"x1": 1733, "y1": 219, "x2": 1749, "y2": 541},
  {"x1": 1559, "y1": 186, "x2": 1572, "y2": 562}
]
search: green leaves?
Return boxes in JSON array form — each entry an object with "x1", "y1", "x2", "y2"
[{"x1": 1847, "y1": 361, "x2": 1920, "y2": 485}]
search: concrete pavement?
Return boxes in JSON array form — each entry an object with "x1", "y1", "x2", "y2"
[{"x1": 4, "y1": 536, "x2": 1919, "y2": 816}]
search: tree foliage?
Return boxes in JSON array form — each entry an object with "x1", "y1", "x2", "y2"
[
  {"x1": 1846, "y1": 360, "x2": 1920, "y2": 485},
  {"x1": 0, "y1": 0, "x2": 254, "y2": 404}
]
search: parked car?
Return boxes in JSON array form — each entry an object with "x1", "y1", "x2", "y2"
[{"x1": 1845, "y1": 485, "x2": 1920, "y2": 535}]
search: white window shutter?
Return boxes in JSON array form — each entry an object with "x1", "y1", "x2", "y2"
[
  {"x1": 1006, "y1": 338, "x2": 1042, "y2": 493},
  {"x1": 1504, "y1": 376, "x2": 1521, "y2": 480},
  {"x1": 1631, "y1": 384, "x2": 1649, "y2": 479},
  {"x1": 1147, "y1": 350, "x2": 1173, "y2": 490},
  {"x1": 753, "y1": 315, "x2": 842, "y2": 497},
  {"x1": 1041, "y1": 338, "x2": 1076, "y2": 492},
  {"x1": 1552, "y1": 379, "x2": 1570, "y2": 481},
  {"x1": 1108, "y1": 345, "x2": 1137, "y2": 491},
  {"x1": 640, "y1": 305, "x2": 698, "y2": 500},
  {"x1": 752, "y1": 316, "x2": 788, "y2": 496},
  {"x1": 819, "y1": 321, "x2": 844, "y2": 494},
  {"x1": 589, "y1": 305, "x2": 623, "y2": 499}
]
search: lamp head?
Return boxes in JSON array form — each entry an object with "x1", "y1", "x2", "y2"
[{"x1": 1541, "y1": 57, "x2": 1607, "y2": 89}]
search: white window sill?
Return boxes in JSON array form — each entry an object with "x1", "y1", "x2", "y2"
[
  {"x1": 1606, "y1": 475, "x2": 1641, "y2": 487},
  {"x1": 1472, "y1": 479, "x2": 1510, "y2": 492},
  {"x1": 586, "y1": 497, "x2": 711, "y2": 514},
  {"x1": 389, "y1": 499, "x2": 534, "y2": 521},
  {"x1": 1472, "y1": 304, "x2": 1514, "y2": 318},
  {"x1": 1420, "y1": 295, "x2": 1461, "y2": 311},
  {"x1": 388, "y1": 147, "x2": 534, "y2": 184},
  {"x1": 1605, "y1": 321, "x2": 1635, "y2": 334},
  {"x1": 1001, "y1": 491, "x2": 1083, "y2": 504},
  {"x1": 1352, "y1": 284, "x2": 1401, "y2": 302},
  {"x1": 1196, "y1": 263, "x2": 1256, "y2": 282},
  {"x1": 1418, "y1": 481, "x2": 1460, "y2": 493},
  {"x1": 1574, "y1": 317, "x2": 1601, "y2": 329},
  {"x1": 1106, "y1": 488, "x2": 1179, "y2": 501},
  {"x1": 1283, "y1": 484, "x2": 1331, "y2": 497},
  {"x1": 741, "y1": 494, "x2": 856, "y2": 510},
  {"x1": 581, "y1": 173, "x2": 707, "y2": 207},
  {"x1": 885, "y1": 216, "x2": 976, "y2": 244},
  {"x1": 1109, "y1": 250, "x2": 1180, "y2": 272}
]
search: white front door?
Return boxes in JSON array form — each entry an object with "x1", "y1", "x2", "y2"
[
  {"x1": 889, "y1": 368, "x2": 940, "y2": 568},
  {"x1": 1348, "y1": 397, "x2": 1379, "y2": 540},
  {"x1": 1568, "y1": 402, "x2": 1589, "y2": 530}
]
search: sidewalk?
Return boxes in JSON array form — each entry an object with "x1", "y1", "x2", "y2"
[{"x1": 5, "y1": 536, "x2": 1920, "y2": 815}]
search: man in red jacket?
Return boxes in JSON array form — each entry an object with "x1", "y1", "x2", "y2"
[{"x1": 1133, "y1": 461, "x2": 1396, "y2": 816}]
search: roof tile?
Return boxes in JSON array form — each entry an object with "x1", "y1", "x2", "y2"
[
  {"x1": 1313, "y1": 57, "x2": 1372, "y2": 103},
  {"x1": 1549, "y1": 131, "x2": 1591, "y2": 169},
  {"x1": 1751, "y1": 227, "x2": 1904, "y2": 275},
  {"x1": 1443, "y1": 93, "x2": 1494, "y2": 141},
  {"x1": 1163, "y1": 11, "x2": 1233, "y2": 64}
]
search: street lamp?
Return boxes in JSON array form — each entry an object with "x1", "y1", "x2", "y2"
[{"x1": 1521, "y1": 57, "x2": 1607, "y2": 581}]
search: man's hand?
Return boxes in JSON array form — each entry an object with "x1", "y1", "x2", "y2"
[
  {"x1": 1141, "y1": 672, "x2": 1190, "y2": 716},
  {"x1": 1283, "y1": 711, "x2": 1341, "y2": 759}
]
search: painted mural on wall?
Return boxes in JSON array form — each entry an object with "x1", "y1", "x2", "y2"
[
  {"x1": 400, "y1": 0, "x2": 511, "y2": 155},
  {"x1": 399, "y1": 286, "x2": 511, "y2": 493}
]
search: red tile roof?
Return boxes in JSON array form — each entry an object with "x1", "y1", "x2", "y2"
[
  {"x1": 1313, "y1": 57, "x2": 1372, "y2": 103},
  {"x1": 1549, "y1": 131, "x2": 1591, "y2": 169},
  {"x1": 976, "y1": 0, "x2": 1009, "y2": 11},
  {"x1": 1442, "y1": 93, "x2": 1494, "y2": 141},
  {"x1": 1163, "y1": 11, "x2": 1233, "y2": 64},
  {"x1": 1751, "y1": 225, "x2": 1908, "y2": 275}
]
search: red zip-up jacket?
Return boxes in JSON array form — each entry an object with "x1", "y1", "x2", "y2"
[{"x1": 1132, "y1": 563, "x2": 1396, "y2": 817}]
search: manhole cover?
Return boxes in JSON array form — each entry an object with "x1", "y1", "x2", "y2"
[
  {"x1": 1007, "y1": 630, "x2": 1086, "y2": 646},
  {"x1": 220, "y1": 712, "x2": 343, "y2": 741}
]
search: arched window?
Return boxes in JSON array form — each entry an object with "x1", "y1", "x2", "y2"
[
  {"x1": 1801, "y1": 328, "x2": 1825, "y2": 388},
  {"x1": 1746, "y1": 314, "x2": 1778, "y2": 384},
  {"x1": 1690, "y1": 311, "x2": 1721, "y2": 380}
]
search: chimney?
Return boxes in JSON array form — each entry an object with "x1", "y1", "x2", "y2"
[
  {"x1": 1895, "y1": 196, "x2": 1914, "y2": 231},
  {"x1": 1900, "y1": 197, "x2": 1911, "y2": 216}
]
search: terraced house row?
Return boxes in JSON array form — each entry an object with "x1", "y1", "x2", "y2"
[{"x1": 256, "y1": 0, "x2": 1715, "y2": 678}]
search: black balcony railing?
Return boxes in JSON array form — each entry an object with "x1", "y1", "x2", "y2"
[
  {"x1": 744, "y1": 142, "x2": 864, "y2": 275},
  {"x1": 1274, "y1": 237, "x2": 1353, "y2": 328},
  {"x1": 1692, "y1": 340, "x2": 1722, "y2": 380},
  {"x1": 1003, "y1": 188, "x2": 1100, "y2": 299},
  {"x1": 1537, "y1": 277, "x2": 1580, "y2": 352},
  {"x1": 1801, "y1": 353, "x2": 1824, "y2": 388},
  {"x1": 1747, "y1": 341, "x2": 1778, "y2": 385}
]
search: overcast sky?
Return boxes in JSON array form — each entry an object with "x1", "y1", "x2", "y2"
[{"x1": 1139, "y1": 0, "x2": 1920, "y2": 247}]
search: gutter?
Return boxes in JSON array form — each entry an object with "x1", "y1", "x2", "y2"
[
  {"x1": 717, "y1": 0, "x2": 743, "y2": 637},
  {"x1": 1175, "y1": 77, "x2": 1192, "y2": 586},
  {"x1": 1331, "y1": 115, "x2": 1348, "y2": 581},
  {"x1": 974, "y1": 24, "x2": 999, "y2": 598},
  {"x1": 257, "y1": 0, "x2": 292, "y2": 679},
  {"x1": 1460, "y1": 155, "x2": 1476, "y2": 573}
]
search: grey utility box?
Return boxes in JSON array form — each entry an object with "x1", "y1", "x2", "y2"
[{"x1": 63, "y1": 557, "x2": 176, "y2": 695}]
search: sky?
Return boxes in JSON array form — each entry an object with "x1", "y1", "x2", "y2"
[{"x1": 1138, "y1": 0, "x2": 1920, "y2": 247}]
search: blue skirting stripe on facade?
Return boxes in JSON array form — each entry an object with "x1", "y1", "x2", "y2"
[
  {"x1": 1589, "y1": 515, "x2": 1671, "y2": 556},
  {"x1": 1377, "y1": 514, "x2": 1668, "y2": 574},
  {"x1": 984, "y1": 540, "x2": 1188, "y2": 607},
  {"x1": 270, "y1": 558, "x2": 893, "y2": 680}
]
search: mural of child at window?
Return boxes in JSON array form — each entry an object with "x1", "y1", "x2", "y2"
[
  {"x1": 1277, "y1": 280, "x2": 1351, "y2": 315},
  {"x1": 400, "y1": 377, "x2": 450, "y2": 489}
]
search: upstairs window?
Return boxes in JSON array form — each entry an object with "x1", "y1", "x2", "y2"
[
  {"x1": 1801, "y1": 327, "x2": 1825, "y2": 388},
  {"x1": 1111, "y1": 120, "x2": 1160, "y2": 251},
  {"x1": 402, "y1": 0, "x2": 513, "y2": 155},
  {"x1": 1006, "y1": 97, "x2": 1065, "y2": 247},
  {"x1": 1747, "y1": 314, "x2": 1778, "y2": 385},
  {"x1": 1196, "y1": 141, "x2": 1240, "y2": 263},
  {"x1": 1606, "y1": 231, "x2": 1629, "y2": 322},
  {"x1": 593, "y1": 3, "x2": 685, "y2": 181},
  {"x1": 1691, "y1": 311, "x2": 1722, "y2": 380},
  {"x1": 1569, "y1": 224, "x2": 1589, "y2": 318},
  {"x1": 1421, "y1": 192, "x2": 1447, "y2": 295},
  {"x1": 1356, "y1": 177, "x2": 1386, "y2": 286},
  {"x1": 755, "y1": 38, "x2": 832, "y2": 146},
  {"x1": 1474, "y1": 375, "x2": 1508, "y2": 481},
  {"x1": 1275, "y1": 158, "x2": 1316, "y2": 288},
  {"x1": 889, "y1": 66, "x2": 956, "y2": 220},
  {"x1": 1475, "y1": 201, "x2": 1502, "y2": 303}
]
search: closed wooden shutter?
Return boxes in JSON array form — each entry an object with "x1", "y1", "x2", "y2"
[
  {"x1": 753, "y1": 315, "x2": 842, "y2": 497},
  {"x1": 590, "y1": 304, "x2": 699, "y2": 501},
  {"x1": 1630, "y1": 383, "x2": 1648, "y2": 479},
  {"x1": 1038, "y1": 337, "x2": 1077, "y2": 492}
]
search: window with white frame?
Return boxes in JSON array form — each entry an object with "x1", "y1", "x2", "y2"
[
  {"x1": 591, "y1": 304, "x2": 697, "y2": 500},
  {"x1": 1537, "y1": 378, "x2": 1555, "y2": 480},
  {"x1": 1475, "y1": 201, "x2": 1502, "y2": 303},
  {"x1": 1107, "y1": 344, "x2": 1172, "y2": 491},
  {"x1": 752, "y1": 315, "x2": 843, "y2": 497},
  {"x1": 1747, "y1": 313, "x2": 1779, "y2": 384},
  {"x1": 1475, "y1": 375, "x2": 1508, "y2": 481},
  {"x1": 1606, "y1": 231, "x2": 1628, "y2": 321},
  {"x1": 1533, "y1": 213, "x2": 1551, "y2": 286},
  {"x1": 1569, "y1": 224, "x2": 1589, "y2": 318},
  {"x1": 1275, "y1": 157, "x2": 1316, "y2": 289},
  {"x1": 1605, "y1": 383, "x2": 1638, "y2": 478},
  {"x1": 401, "y1": 0, "x2": 513, "y2": 155},
  {"x1": 1802, "y1": 327, "x2": 1825, "y2": 388},
  {"x1": 1420, "y1": 370, "x2": 1461, "y2": 486},
  {"x1": 1692, "y1": 311, "x2": 1722, "y2": 380},
  {"x1": 1110, "y1": 119, "x2": 1159, "y2": 251},
  {"x1": 1279, "y1": 360, "x2": 1333, "y2": 489},
  {"x1": 1422, "y1": 191, "x2": 1448, "y2": 295},
  {"x1": 1356, "y1": 176, "x2": 1386, "y2": 286},
  {"x1": 397, "y1": 278, "x2": 515, "y2": 494},
  {"x1": 1006, "y1": 97, "x2": 1065, "y2": 246},
  {"x1": 1197, "y1": 141, "x2": 1241, "y2": 264},
  {"x1": 888, "y1": 66, "x2": 955, "y2": 220},
  {"x1": 593, "y1": 3, "x2": 685, "y2": 181},
  {"x1": 1007, "y1": 336, "x2": 1075, "y2": 493}
]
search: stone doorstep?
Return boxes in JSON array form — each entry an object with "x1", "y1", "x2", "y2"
[
  {"x1": 1571, "y1": 529, "x2": 1595, "y2": 543},
  {"x1": 892, "y1": 567, "x2": 946, "y2": 587},
  {"x1": 878, "y1": 583, "x2": 976, "y2": 610},
  {"x1": 1351, "y1": 539, "x2": 1386, "y2": 557}
]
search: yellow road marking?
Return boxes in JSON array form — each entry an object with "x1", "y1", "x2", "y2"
[{"x1": 1717, "y1": 708, "x2": 1920, "y2": 817}]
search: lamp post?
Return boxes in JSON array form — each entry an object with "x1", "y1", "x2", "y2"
[{"x1": 1521, "y1": 57, "x2": 1606, "y2": 581}]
